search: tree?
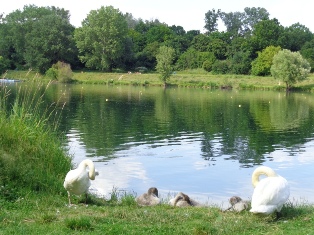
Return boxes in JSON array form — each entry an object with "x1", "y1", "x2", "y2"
[
  {"x1": 146, "y1": 24, "x2": 173, "y2": 44},
  {"x1": 300, "y1": 39, "x2": 314, "y2": 72},
  {"x1": 204, "y1": 9, "x2": 221, "y2": 34},
  {"x1": 156, "y1": 46, "x2": 175, "y2": 87},
  {"x1": 242, "y1": 7, "x2": 269, "y2": 35},
  {"x1": 270, "y1": 49, "x2": 311, "y2": 90},
  {"x1": 0, "y1": 55, "x2": 9, "y2": 74},
  {"x1": 278, "y1": 23, "x2": 313, "y2": 52},
  {"x1": 202, "y1": 52, "x2": 216, "y2": 72},
  {"x1": 190, "y1": 34, "x2": 211, "y2": 52},
  {"x1": 208, "y1": 38, "x2": 228, "y2": 60},
  {"x1": 175, "y1": 48, "x2": 199, "y2": 70},
  {"x1": 24, "y1": 13, "x2": 77, "y2": 73},
  {"x1": 219, "y1": 11, "x2": 244, "y2": 37},
  {"x1": 2, "y1": 5, "x2": 76, "y2": 73},
  {"x1": 251, "y1": 46, "x2": 281, "y2": 76},
  {"x1": 249, "y1": 18, "x2": 284, "y2": 58},
  {"x1": 229, "y1": 51, "x2": 252, "y2": 75},
  {"x1": 74, "y1": 6, "x2": 128, "y2": 71}
]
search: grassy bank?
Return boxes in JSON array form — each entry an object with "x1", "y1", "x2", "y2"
[
  {"x1": 1, "y1": 74, "x2": 314, "y2": 234},
  {"x1": 4, "y1": 69, "x2": 314, "y2": 91}
]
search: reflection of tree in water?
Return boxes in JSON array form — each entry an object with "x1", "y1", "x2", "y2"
[
  {"x1": 227, "y1": 137, "x2": 265, "y2": 167},
  {"x1": 200, "y1": 135, "x2": 220, "y2": 164},
  {"x1": 200, "y1": 134, "x2": 266, "y2": 167}
]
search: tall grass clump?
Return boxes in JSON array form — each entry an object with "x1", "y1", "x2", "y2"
[{"x1": 0, "y1": 81, "x2": 72, "y2": 200}]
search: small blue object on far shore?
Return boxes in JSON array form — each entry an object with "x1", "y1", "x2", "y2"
[{"x1": 0, "y1": 79, "x2": 23, "y2": 83}]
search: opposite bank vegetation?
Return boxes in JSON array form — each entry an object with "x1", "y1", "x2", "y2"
[
  {"x1": 1, "y1": 71, "x2": 314, "y2": 234},
  {"x1": 4, "y1": 69, "x2": 314, "y2": 91}
]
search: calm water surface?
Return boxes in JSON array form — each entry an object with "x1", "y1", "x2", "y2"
[{"x1": 9, "y1": 83, "x2": 314, "y2": 208}]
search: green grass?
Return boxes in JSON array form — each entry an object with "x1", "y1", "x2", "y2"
[
  {"x1": 1, "y1": 192, "x2": 314, "y2": 234},
  {"x1": 5, "y1": 69, "x2": 314, "y2": 91},
  {"x1": 1, "y1": 73, "x2": 314, "y2": 234}
]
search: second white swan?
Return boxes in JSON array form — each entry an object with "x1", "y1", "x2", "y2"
[{"x1": 250, "y1": 166, "x2": 290, "y2": 215}]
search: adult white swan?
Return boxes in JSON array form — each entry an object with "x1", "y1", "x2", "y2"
[
  {"x1": 63, "y1": 159, "x2": 98, "y2": 205},
  {"x1": 250, "y1": 166, "x2": 290, "y2": 216},
  {"x1": 135, "y1": 187, "x2": 161, "y2": 206}
]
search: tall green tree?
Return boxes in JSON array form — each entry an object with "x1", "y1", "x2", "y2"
[
  {"x1": 145, "y1": 24, "x2": 174, "y2": 44},
  {"x1": 2, "y1": 5, "x2": 76, "y2": 73},
  {"x1": 242, "y1": 7, "x2": 269, "y2": 35},
  {"x1": 156, "y1": 46, "x2": 175, "y2": 87},
  {"x1": 74, "y1": 6, "x2": 128, "y2": 71},
  {"x1": 190, "y1": 34, "x2": 211, "y2": 52},
  {"x1": 24, "y1": 14, "x2": 77, "y2": 73},
  {"x1": 219, "y1": 11, "x2": 244, "y2": 37},
  {"x1": 249, "y1": 18, "x2": 284, "y2": 58},
  {"x1": 204, "y1": 9, "x2": 221, "y2": 34},
  {"x1": 271, "y1": 49, "x2": 311, "y2": 90},
  {"x1": 278, "y1": 23, "x2": 313, "y2": 52}
]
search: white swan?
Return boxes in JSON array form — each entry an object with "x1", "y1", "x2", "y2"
[
  {"x1": 250, "y1": 166, "x2": 290, "y2": 215},
  {"x1": 135, "y1": 187, "x2": 161, "y2": 206},
  {"x1": 63, "y1": 159, "x2": 98, "y2": 205},
  {"x1": 169, "y1": 192, "x2": 201, "y2": 207}
]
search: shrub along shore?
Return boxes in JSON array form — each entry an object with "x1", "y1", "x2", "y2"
[{"x1": 1, "y1": 71, "x2": 314, "y2": 234}]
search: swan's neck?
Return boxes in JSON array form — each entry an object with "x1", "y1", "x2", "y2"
[
  {"x1": 252, "y1": 166, "x2": 277, "y2": 187},
  {"x1": 79, "y1": 159, "x2": 96, "y2": 180}
]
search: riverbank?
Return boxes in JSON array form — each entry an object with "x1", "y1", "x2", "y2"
[
  {"x1": 1, "y1": 75, "x2": 314, "y2": 234},
  {"x1": 2, "y1": 192, "x2": 314, "y2": 234},
  {"x1": 4, "y1": 69, "x2": 314, "y2": 91}
]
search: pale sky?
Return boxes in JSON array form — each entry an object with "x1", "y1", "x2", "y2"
[{"x1": 2, "y1": 0, "x2": 313, "y2": 33}]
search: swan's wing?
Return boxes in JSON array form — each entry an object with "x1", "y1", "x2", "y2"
[
  {"x1": 251, "y1": 176, "x2": 289, "y2": 214},
  {"x1": 64, "y1": 170, "x2": 91, "y2": 195}
]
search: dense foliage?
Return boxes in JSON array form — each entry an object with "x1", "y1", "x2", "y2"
[
  {"x1": 156, "y1": 46, "x2": 175, "y2": 86},
  {"x1": 0, "y1": 4, "x2": 313, "y2": 81},
  {"x1": 271, "y1": 49, "x2": 311, "y2": 90}
]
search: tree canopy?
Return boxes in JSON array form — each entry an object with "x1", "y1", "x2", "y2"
[
  {"x1": 156, "y1": 46, "x2": 175, "y2": 86},
  {"x1": 0, "y1": 4, "x2": 313, "y2": 79},
  {"x1": 74, "y1": 6, "x2": 128, "y2": 71},
  {"x1": 270, "y1": 49, "x2": 311, "y2": 90}
]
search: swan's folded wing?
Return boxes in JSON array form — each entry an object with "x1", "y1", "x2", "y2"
[{"x1": 251, "y1": 176, "x2": 289, "y2": 214}]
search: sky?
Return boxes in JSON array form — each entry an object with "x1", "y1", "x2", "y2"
[{"x1": 2, "y1": 0, "x2": 314, "y2": 33}]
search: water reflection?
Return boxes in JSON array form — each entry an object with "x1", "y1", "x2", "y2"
[
  {"x1": 6, "y1": 83, "x2": 314, "y2": 206},
  {"x1": 51, "y1": 85, "x2": 314, "y2": 206}
]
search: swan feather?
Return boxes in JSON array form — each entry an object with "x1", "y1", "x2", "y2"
[
  {"x1": 136, "y1": 187, "x2": 161, "y2": 206},
  {"x1": 250, "y1": 166, "x2": 290, "y2": 215},
  {"x1": 63, "y1": 159, "x2": 97, "y2": 205}
]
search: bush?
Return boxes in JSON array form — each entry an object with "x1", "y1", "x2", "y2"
[
  {"x1": 251, "y1": 46, "x2": 281, "y2": 76},
  {"x1": 45, "y1": 67, "x2": 58, "y2": 79},
  {"x1": 47, "y1": 61, "x2": 73, "y2": 83},
  {"x1": 202, "y1": 53, "x2": 216, "y2": 72},
  {"x1": 229, "y1": 51, "x2": 252, "y2": 75},
  {"x1": 211, "y1": 60, "x2": 231, "y2": 74}
]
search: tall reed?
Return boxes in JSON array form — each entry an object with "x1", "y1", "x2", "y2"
[{"x1": 0, "y1": 81, "x2": 71, "y2": 200}]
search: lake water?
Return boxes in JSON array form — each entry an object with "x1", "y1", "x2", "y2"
[{"x1": 6, "y1": 83, "x2": 314, "y2": 208}]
